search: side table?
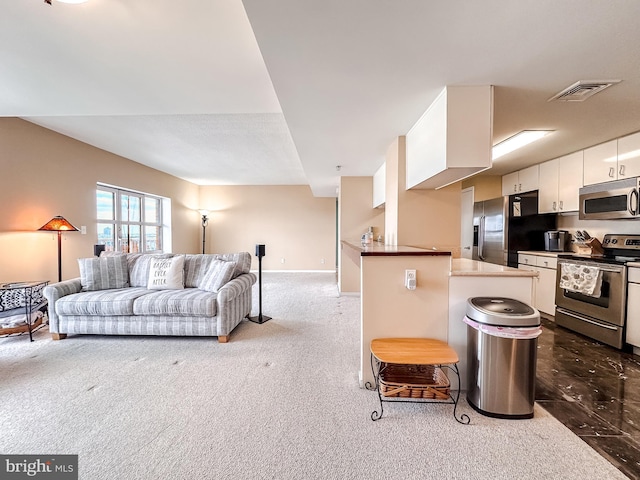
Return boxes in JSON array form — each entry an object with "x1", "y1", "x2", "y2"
[
  {"x1": 0, "y1": 281, "x2": 49, "y2": 342},
  {"x1": 366, "y1": 338, "x2": 470, "y2": 424}
]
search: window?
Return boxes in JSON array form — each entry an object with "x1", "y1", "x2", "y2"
[{"x1": 96, "y1": 185, "x2": 167, "y2": 253}]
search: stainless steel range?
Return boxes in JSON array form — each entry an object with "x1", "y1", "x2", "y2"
[{"x1": 555, "y1": 233, "x2": 640, "y2": 349}]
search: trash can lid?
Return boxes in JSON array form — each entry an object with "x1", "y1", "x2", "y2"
[{"x1": 466, "y1": 297, "x2": 540, "y2": 327}]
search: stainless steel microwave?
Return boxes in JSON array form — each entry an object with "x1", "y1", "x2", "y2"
[{"x1": 579, "y1": 177, "x2": 640, "y2": 220}]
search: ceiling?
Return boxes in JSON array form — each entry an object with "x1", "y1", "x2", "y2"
[{"x1": 4, "y1": 1, "x2": 640, "y2": 197}]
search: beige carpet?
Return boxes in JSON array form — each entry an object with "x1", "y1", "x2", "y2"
[{"x1": 0, "y1": 272, "x2": 626, "y2": 479}]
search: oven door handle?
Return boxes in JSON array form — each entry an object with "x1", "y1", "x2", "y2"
[
  {"x1": 557, "y1": 261, "x2": 624, "y2": 273},
  {"x1": 556, "y1": 307, "x2": 619, "y2": 331}
]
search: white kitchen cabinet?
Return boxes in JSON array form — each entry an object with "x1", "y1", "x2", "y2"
[
  {"x1": 557, "y1": 151, "x2": 584, "y2": 212},
  {"x1": 519, "y1": 165, "x2": 539, "y2": 193},
  {"x1": 583, "y1": 140, "x2": 618, "y2": 185},
  {"x1": 518, "y1": 252, "x2": 557, "y2": 315},
  {"x1": 535, "y1": 257, "x2": 557, "y2": 315},
  {"x1": 518, "y1": 254, "x2": 537, "y2": 266},
  {"x1": 626, "y1": 267, "x2": 640, "y2": 348},
  {"x1": 502, "y1": 165, "x2": 539, "y2": 196},
  {"x1": 539, "y1": 152, "x2": 584, "y2": 213},
  {"x1": 538, "y1": 159, "x2": 559, "y2": 214},
  {"x1": 617, "y1": 131, "x2": 640, "y2": 180},
  {"x1": 502, "y1": 172, "x2": 519, "y2": 196}
]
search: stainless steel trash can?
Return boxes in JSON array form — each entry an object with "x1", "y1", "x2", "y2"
[{"x1": 464, "y1": 297, "x2": 541, "y2": 419}]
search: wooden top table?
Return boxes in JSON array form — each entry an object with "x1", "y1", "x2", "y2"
[
  {"x1": 368, "y1": 338, "x2": 468, "y2": 423},
  {"x1": 370, "y1": 338, "x2": 459, "y2": 365}
]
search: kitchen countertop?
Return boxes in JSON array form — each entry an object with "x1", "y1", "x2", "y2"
[
  {"x1": 451, "y1": 258, "x2": 538, "y2": 277},
  {"x1": 341, "y1": 241, "x2": 451, "y2": 257}
]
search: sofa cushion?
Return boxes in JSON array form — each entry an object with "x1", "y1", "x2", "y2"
[
  {"x1": 183, "y1": 255, "x2": 211, "y2": 288},
  {"x1": 56, "y1": 287, "x2": 151, "y2": 316},
  {"x1": 78, "y1": 256, "x2": 129, "y2": 292},
  {"x1": 199, "y1": 260, "x2": 235, "y2": 292},
  {"x1": 147, "y1": 255, "x2": 185, "y2": 290},
  {"x1": 133, "y1": 288, "x2": 218, "y2": 316},
  {"x1": 224, "y1": 252, "x2": 252, "y2": 277},
  {"x1": 129, "y1": 254, "x2": 175, "y2": 287},
  {"x1": 184, "y1": 252, "x2": 252, "y2": 286}
]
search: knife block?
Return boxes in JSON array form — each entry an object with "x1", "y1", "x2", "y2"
[{"x1": 575, "y1": 238, "x2": 604, "y2": 255}]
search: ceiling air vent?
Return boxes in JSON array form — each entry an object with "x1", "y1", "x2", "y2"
[{"x1": 548, "y1": 80, "x2": 621, "y2": 102}]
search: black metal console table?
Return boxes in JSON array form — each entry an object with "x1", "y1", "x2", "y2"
[{"x1": 0, "y1": 281, "x2": 49, "y2": 342}]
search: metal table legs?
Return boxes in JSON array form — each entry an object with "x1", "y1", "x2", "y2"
[{"x1": 366, "y1": 353, "x2": 470, "y2": 424}]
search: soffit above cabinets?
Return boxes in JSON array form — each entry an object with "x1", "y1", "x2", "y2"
[{"x1": 406, "y1": 86, "x2": 493, "y2": 190}]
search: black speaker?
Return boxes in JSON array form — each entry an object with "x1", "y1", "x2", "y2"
[
  {"x1": 94, "y1": 244, "x2": 106, "y2": 257},
  {"x1": 249, "y1": 244, "x2": 270, "y2": 324}
]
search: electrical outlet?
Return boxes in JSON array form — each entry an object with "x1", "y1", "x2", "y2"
[
  {"x1": 280, "y1": 258, "x2": 285, "y2": 264},
  {"x1": 320, "y1": 258, "x2": 325, "y2": 264},
  {"x1": 405, "y1": 269, "x2": 416, "y2": 290},
  {"x1": 81, "y1": 226, "x2": 87, "y2": 235}
]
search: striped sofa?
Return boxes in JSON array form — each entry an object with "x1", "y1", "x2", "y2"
[{"x1": 43, "y1": 253, "x2": 256, "y2": 343}]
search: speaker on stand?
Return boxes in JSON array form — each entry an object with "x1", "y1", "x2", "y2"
[{"x1": 249, "y1": 244, "x2": 271, "y2": 324}]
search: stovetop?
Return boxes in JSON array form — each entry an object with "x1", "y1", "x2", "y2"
[{"x1": 559, "y1": 233, "x2": 640, "y2": 265}]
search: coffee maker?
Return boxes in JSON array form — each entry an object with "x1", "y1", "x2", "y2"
[{"x1": 544, "y1": 230, "x2": 570, "y2": 252}]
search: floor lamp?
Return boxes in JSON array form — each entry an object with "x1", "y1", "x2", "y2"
[
  {"x1": 38, "y1": 216, "x2": 79, "y2": 283},
  {"x1": 249, "y1": 244, "x2": 271, "y2": 324},
  {"x1": 199, "y1": 210, "x2": 209, "y2": 254}
]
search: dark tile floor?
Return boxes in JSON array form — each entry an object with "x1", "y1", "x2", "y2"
[{"x1": 537, "y1": 317, "x2": 640, "y2": 479}]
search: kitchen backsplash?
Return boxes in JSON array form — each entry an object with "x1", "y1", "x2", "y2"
[{"x1": 557, "y1": 213, "x2": 640, "y2": 250}]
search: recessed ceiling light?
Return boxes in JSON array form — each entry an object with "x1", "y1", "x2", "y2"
[{"x1": 492, "y1": 130, "x2": 553, "y2": 160}]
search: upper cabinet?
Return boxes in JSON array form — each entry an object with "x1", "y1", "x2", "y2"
[
  {"x1": 538, "y1": 159, "x2": 559, "y2": 213},
  {"x1": 538, "y1": 151, "x2": 583, "y2": 213},
  {"x1": 583, "y1": 140, "x2": 618, "y2": 185},
  {"x1": 372, "y1": 163, "x2": 386, "y2": 208},
  {"x1": 557, "y1": 151, "x2": 584, "y2": 211},
  {"x1": 500, "y1": 131, "x2": 640, "y2": 206},
  {"x1": 501, "y1": 165, "x2": 539, "y2": 196},
  {"x1": 583, "y1": 135, "x2": 640, "y2": 186},
  {"x1": 617, "y1": 131, "x2": 640, "y2": 180},
  {"x1": 406, "y1": 86, "x2": 493, "y2": 189}
]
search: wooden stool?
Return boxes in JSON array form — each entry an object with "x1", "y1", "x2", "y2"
[{"x1": 367, "y1": 338, "x2": 470, "y2": 424}]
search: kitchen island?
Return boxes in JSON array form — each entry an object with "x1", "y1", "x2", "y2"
[
  {"x1": 449, "y1": 258, "x2": 537, "y2": 388},
  {"x1": 341, "y1": 241, "x2": 537, "y2": 389},
  {"x1": 342, "y1": 241, "x2": 452, "y2": 387}
]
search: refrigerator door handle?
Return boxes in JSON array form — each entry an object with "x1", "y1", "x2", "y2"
[{"x1": 478, "y1": 215, "x2": 486, "y2": 260}]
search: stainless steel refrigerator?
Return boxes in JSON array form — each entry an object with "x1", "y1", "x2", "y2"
[
  {"x1": 473, "y1": 191, "x2": 557, "y2": 267},
  {"x1": 472, "y1": 197, "x2": 506, "y2": 265}
]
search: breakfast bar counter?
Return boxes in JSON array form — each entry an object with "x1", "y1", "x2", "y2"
[
  {"x1": 341, "y1": 241, "x2": 452, "y2": 387},
  {"x1": 341, "y1": 240, "x2": 537, "y2": 389}
]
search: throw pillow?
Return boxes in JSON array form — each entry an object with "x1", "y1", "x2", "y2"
[
  {"x1": 147, "y1": 255, "x2": 185, "y2": 290},
  {"x1": 199, "y1": 259, "x2": 235, "y2": 293},
  {"x1": 78, "y1": 256, "x2": 130, "y2": 291}
]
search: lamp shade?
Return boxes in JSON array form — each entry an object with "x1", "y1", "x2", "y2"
[{"x1": 38, "y1": 216, "x2": 79, "y2": 232}]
